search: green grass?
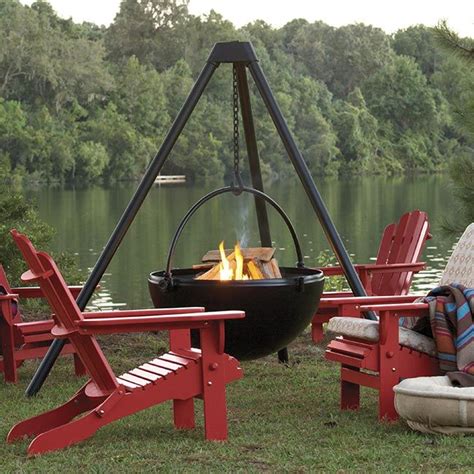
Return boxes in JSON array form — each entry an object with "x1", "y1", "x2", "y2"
[{"x1": 1, "y1": 331, "x2": 473, "y2": 473}]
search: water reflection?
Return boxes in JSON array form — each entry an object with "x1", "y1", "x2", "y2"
[{"x1": 26, "y1": 174, "x2": 455, "y2": 308}]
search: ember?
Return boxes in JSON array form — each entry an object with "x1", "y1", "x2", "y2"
[{"x1": 194, "y1": 242, "x2": 282, "y2": 281}]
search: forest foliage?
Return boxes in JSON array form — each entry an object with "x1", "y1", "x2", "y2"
[
  {"x1": 433, "y1": 21, "x2": 474, "y2": 234},
  {"x1": 0, "y1": 0, "x2": 473, "y2": 184}
]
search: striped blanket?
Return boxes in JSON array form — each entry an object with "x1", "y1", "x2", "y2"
[{"x1": 424, "y1": 284, "x2": 474, "y2": 374}]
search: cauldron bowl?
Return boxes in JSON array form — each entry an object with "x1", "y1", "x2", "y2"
[{"x1": 148, "y1": 266, "x2": 324, "y2": 360}]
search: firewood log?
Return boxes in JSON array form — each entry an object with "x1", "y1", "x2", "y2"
[
  {"x1": 262, "y1": 262, "x2": 276, "y2": 279},
  {"x1": 195, "y1": 263, "x2": 221, "y2": 280},
  {"x1": 196, "y1": 260, "x2": 239, "y2": 280},
  {"x1": 247, "y1": 260, "x2": 264, "y2": 280},
  {"x1": 270, "y1": 258, "x2": 282, "y2": 278},
  {"x1": 202, "y1": 247, "x2": 275, "y2": 263},
  {"x1": 192, "y1": 263, "x2": 214, "y2": 271},
  {"x1": 253, "y1": 259, "x2": 275, "y2": 279}
]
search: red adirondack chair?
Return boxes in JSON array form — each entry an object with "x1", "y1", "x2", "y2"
[
  {"x1": 0, "y1": 264, "x2": 85, "y2": 383},
  {"x1": 311, "y1": 210, "x2": 431, "y2": 342},
  {"x1": 7, "y1": 230, "x2": 244, "y2": 456},
  {"x1": 324, "y1": 223, "x2": 474, "y2": 420}
]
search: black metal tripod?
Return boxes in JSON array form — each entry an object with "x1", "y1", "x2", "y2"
[{"x1": 26, "y1": 41, "x2": 369, "y2": 396}]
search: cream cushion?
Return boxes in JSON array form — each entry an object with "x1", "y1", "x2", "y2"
[
  {"x1": 394, "y1": 376, "x2": 474, "y2": 434},
  {"x1": 327, "y1": 317, "x2": 437, "y2": 357},
  {"x1": 439, "y1": 223, "x2": 474, "y2": 288}
]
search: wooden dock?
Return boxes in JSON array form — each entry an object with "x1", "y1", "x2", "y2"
[{"x1": 154, "y1": 175, "x2": 186, "y2": 184}]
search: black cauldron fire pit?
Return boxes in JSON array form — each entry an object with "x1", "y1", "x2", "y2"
[
  {"x1": 149, "y1": 266, "x2": 324, "y2": 360},
  {"x1": 148, "y1": 186, "x2": 325, "y2": 360}
]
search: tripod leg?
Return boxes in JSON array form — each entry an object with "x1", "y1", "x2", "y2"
[
  {"x1": 247, "y1": 61, "x2": 368, "y2": 301},
  {"x1": 26, "y1": 61, "x2": 220, "y2": 397}
]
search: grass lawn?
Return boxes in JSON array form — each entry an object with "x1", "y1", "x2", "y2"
[{"x1": 1, "y1": 330, "x2": 473, "y2": 473}]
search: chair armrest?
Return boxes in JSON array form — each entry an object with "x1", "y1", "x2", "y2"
[
  {"x1": 14, "y1": 320, "x2": 55, "y2": 333},
  {"x1": 321, "y1": 291, "x2": 353, "y2": 298},
  {"x1": 319, "y1": 294, "x2": 419, "y2": 307},
  {"x1": 359, "y1": 302, "x2": 428, "y2": 314},
  {"x1": 0, "y1": 295, "x2": 19, "y2": 325},
  {"x1": 76, "y1": 311, "x2": 245, "y2": 335},
  {"x1": 316, "y1": 296, "x2": 423, "y2": 318},
  {"x1": 11, "y1": 285, "x2": 94, "y2": 299},
  {"x1": 354, "y1": 262, "x2": 426, "y2": 274},
  {"x1": 83, "y1": 307, "x2": 205, "y2": 319},
  {"x1": 370, "y1": 303, "x2": 430, "y2": 346},
  {"x1": 314, "y1": 266, "x2": 346, "y2": 276},
  {"x1": 315, "y1": 262, "x2": 424, "y2": 275},
  {"x1": 314, "y1": 265, "x2": 369, "y2": 276},
  {"x1": 0, "y1": 294, "x2": 19, "y2": 301},
  {"x1": 318, "y1": 295, "x2": 420, "y2": 317}
]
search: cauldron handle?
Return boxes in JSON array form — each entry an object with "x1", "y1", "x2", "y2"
[{"x1": 164, "y1": 186, "x2": 304, "y2": 280}]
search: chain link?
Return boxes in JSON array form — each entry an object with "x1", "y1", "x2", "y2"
[{"x1": 232, "y1": 65, "x2": 242, "y2": 190}]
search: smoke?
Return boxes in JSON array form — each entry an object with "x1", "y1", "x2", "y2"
[{"x1": 236, "y1": 199, "x2": 250, "y2": 248}]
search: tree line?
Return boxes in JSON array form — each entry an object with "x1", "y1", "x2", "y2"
[{"x1": 0, "y1": 0, "x2": 473, "y2": 184}]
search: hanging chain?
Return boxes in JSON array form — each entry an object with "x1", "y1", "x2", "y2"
[{"x1": 232, "y1": 65, "x2": 243, "y2": 192}]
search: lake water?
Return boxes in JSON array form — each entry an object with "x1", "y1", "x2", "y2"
[{"x1": 25, "y1": 174, "x2": 455, "y2": 309}]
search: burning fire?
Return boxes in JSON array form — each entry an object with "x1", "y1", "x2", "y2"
[
  {"x1": 195, "y1": 242, "x2": 280, "y2": 281},
  {"x1": 219, "y1": 241, "x2": 249, "y2": 281}
]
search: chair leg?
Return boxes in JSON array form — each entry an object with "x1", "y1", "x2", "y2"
[
  {"x1": 277, "y1": 347, "x2": 289, "y2": 363},
  {"x1": 311, "y1": 321, "x2": 324, "y2": 343},
  {"x1": 378, "y1": 378, "x2": 398, "y2": 421},
  {"x1": 173, "y1": 399, "x2": 195, "y2": 430},
  {"x1": 27, "y1": 409, "x2": 103, "y2": 456},
  {"x1": 378, "y1": 311, "x2": 401, "y2": 421},
  {"x1": 0, "y1": 322, "x2": 17, "y2": 383},
  {"x1": 202, "y1": 377, "x2": 227, "y2": 441},
  {"x1": 7, "y1": 386, "x2": 99, "y2": 442},
  {"x1": 169, "y1": 329, "x2": 196, "y2": 430},
  {"x1": 200, "y1": 324, "x2": 228, "y2": 441},
  {"x1": 73, "y1": 354, "x2": 86, "y2": 377},
  {"x1": 340, "y1": 367, "x2": 360, "y2": 411}
]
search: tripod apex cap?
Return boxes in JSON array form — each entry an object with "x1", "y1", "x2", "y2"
[{"x1": 207, "y1": 41, "x2": 258, "y2": 64}]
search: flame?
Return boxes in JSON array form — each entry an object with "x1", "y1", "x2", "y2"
[
  {"x1": 218, "y1": 240, "x2": 251, "y2": 280},
  {"x1": 219, "y1": 241, "x2": 233, "y2": 280},
  {"x1": 235, "y1": 242, "x2": 244, "y2": 280}
]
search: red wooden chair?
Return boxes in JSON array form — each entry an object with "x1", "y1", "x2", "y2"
[
  {"x1": 7, "y1": 230, "x2": 244, "y2": 456},
  {"x1": 324, "y1": 223, "x2": 474, "y2": 420},
  {"x1": 0, "y1": 264, "x2": 85, "y2": 383},
  {"x1": 311, "y1": 210, "x2": 431, "y2": 342}
]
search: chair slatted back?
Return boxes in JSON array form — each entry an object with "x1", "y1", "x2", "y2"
[
  {"x1": 372, "y1": 210, "x2": 430, "y2": 296},
  {"x1": 0, "y1": 265, "x2": 12, "y2": 293},
  {"x1": 11, "y1": 230, "x2": 118, "y2": 394},
  {"x1": 0, "y1": 264, "x2": 21, "y2": 323}
]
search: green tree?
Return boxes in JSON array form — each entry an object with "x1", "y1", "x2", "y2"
[
  {"x1": 332, "y1": 88, "x2": 381, "y2": 173},
  {"x1": 289, "y1": 22, "x2": 394, "y2": 97},
  {"x1": 27, "y1": 106, "x2": 76, "y2": 181},
  {"x1": 0, "y1": 1, "x2": 469, "y2": 183},
  {"x1": 0, "y1": 194, "x2": 52, "y2": 284},
  {"x1": 0, "y1": 99, "x2": 31, "y2": 173},
  {"x1": 362, "y1": 55, "x2": 438, "y2": 134},
  {"x1": 0, "y1": 194, "x2": 78, "y2": 285},
  {"x1": 84, "y1": 103, "x2": 155, "y2": 181},
  {"x1": 75, "y1": 141, "x2": 110, "y2": 181},
  {"x1": 361, "y1": 55, "x2": 454, "y2": 171},
  {"x1": 184, "y1": 11, "x2": 239, "y2": 76},
  {"x1": 393, "y1": 25, "x2": 441, "y2": 76},
  {"x1": 433, "y1": 21, "x2": 474, "y2": 234},
  {"x1": 111, "y1": 56, "x2": 170, "y2": 136},
  {"x1": 105, "y1": 0, "x2": 190, "y2": 70},
  {"x1": 0, "y1": 0, "x2": 112, "y2": 110}
]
